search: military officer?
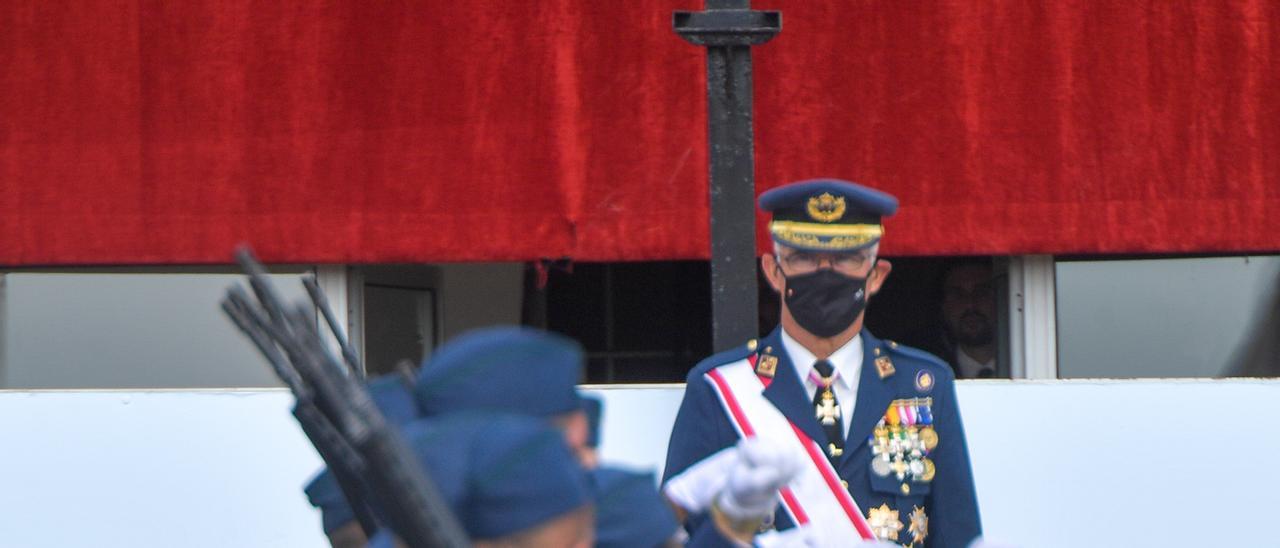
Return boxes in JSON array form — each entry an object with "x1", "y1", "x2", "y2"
[{"x1": 663, "y1": 179, "x2": 982, "y2": 547}]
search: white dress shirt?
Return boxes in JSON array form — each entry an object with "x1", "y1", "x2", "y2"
[
  {"x1": 955, "y1": 348, "x2": 995, "y2": 379},
  {"x1": 779, "y1": 328, "x2": 863, "y2": 439}
]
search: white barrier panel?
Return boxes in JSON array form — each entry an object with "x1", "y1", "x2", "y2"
[
  {"x1": 0, "y1": 390, "x2": 325, "y2": 547},
  {"x1": 1, "y1": 380, "x2": 1278, "y2": 547}
]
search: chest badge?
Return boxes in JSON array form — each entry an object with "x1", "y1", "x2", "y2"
[
  {"x1": 915, "y1": 370, "x2": 934, "y2": 393},
  {"x1": 755, "y1": 354, "x2": 778, "y2": 378},
  {"x1": 874, "y1": 355, "x2": 895, "y2": 379},
  {"x1": 908, "y1": 506, "x2": 929, "y2": 544},
  {"x1": 866, "y1": 504, "x2": 903, "y2": 542}
]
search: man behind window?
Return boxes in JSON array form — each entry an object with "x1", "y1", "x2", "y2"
[{"x1": 939, "y1": 261, "x2": 999, "y2": 379}]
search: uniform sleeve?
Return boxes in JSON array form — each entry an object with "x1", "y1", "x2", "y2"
[
  {"x1": 662, "y1": 368, "x2": 739, "y2": 535},
  {"x1": 924, "y1": 374, "x2": 982, "y2": 548},
  {"x1": 662, "y1": 369, "x2": 736, "y2": 484},
  {"x1": 684, "y1": 518, "x2": 748, "y2": 548},
  {"x1": 303, "y1": 469, "x2": 357, "y2": 535}
]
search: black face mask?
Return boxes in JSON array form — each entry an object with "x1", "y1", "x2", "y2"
[{"x1": 781, "y1": 267, "x2": 870, "y2": 338}]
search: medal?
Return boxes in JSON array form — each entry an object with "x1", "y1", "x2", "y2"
[
  {"x1": 909, "y1": 458, "x2": 925, "y2": 477},
  {"x1": 917, "y1": 399, "x2": 934, "y2": 425},
  {"x1": 918, "y1": 426, "x2": 939, "y2": 452},
  {"x1": 891, "y1": 457, "x2": 908, "y2": 480},
  {"x1": 871, "y1": 456, "x2": 892, "y2": 477},
  {"x1": 896, "y1": 399, "x2": 917, "y2": 427},
  {"x1": 866, "y1": 504, "x2": 903, "y2": 542},
  {"x1": 908, "y1": 507, "x2": 929, "y2": 544},
  {"x1": 884, "y1": 404, "x2": 901, "y2": 427},
  {"x1": 920, "y1": 458, "x2": 936, "y2": 482},
  {"x1": 815, "y1": 389, "x2": 840, "y2": 426}
]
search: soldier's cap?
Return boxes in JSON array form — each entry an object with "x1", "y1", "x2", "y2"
[
  {"x1": 591, "y1": 468, "x2": 679, "y2": 548},
  {"x1": 398, "y1": 413, "x2": 593, "y2": 540},
  {"x1": 366, "y1": 372, "x2": 422, "y2": 426},
  {"x1": 758, "y1": 178, "x2": 899, "y2": 252},
  {"x1": 582, "y1": 395, "x2": 603, "y2": 449},
  {"x1": 414, "y1": 326, "x2": 584, "y2": 419}
]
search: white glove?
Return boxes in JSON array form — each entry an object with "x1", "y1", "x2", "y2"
[
  {"x1": 715, "y1": 437, "x2": 801, "y2": 521},
  {"x1": 663, "y1": 446, "x2": 741, "y2": 513}
]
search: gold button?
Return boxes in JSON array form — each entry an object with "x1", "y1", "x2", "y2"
[
  {"x1": 747, "y1": 339, "x2": 758, "y2": 351},
  {"x1": 840, "y1": 480, "x2": 849, "y2": 489},
  {"x1": 873, "y1": 347, "x2": 881, "y2": 356},
  {"x1": 900, "y1": 483, "x2": 910, "y2": 495}
]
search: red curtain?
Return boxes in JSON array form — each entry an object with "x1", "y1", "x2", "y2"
[{"x1": 1, "y1": 1, "x2": 1277, "y2": 265}]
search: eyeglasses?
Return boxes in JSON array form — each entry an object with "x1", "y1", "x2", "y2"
[{"x1": 778, "y1": 250, "x2": 873, "y2": 275}]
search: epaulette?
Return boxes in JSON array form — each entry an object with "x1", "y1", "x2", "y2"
[
  {"x1": 882, "y1": 339, "x2": 952, "y2": 373},
  {"x1": 687, "y1": 338, "x2": 760, "y2": 379}
]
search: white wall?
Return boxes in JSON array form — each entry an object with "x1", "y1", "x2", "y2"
[
  {"x1": 2, "y1": 380, "x2": 1278, "y2": 548},
  {"x1": 1056, "y1": 256, "x2": 1280, "y2": 377},
  {"x1": 0, "y1": 273, "x2": 306, "y2": 389},
  {"x1": 0, "y1": 390, "x2": 323, "y2": 547}
]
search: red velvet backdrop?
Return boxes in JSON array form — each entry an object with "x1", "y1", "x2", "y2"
[{"x1": 1, "y1": 1, "x2": 1277, "y2": 265}]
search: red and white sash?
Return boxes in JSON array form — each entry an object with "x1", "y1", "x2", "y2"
[{"x1": 704, "y1": 358, "x2": 876, "y2": 543}]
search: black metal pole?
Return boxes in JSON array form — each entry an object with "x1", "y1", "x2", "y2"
[{"x1": 674, "y1": 1, "x2": 780, "y2": 352}]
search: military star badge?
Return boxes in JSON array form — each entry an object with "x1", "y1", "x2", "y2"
[
  {"x1": 909, "y1": 506, "x2": 929, "y2": 544},
  {"x1": 866, "y1": 503, "x2": 903, "y2": 542}
]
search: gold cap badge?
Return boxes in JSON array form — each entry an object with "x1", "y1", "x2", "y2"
[{"x1": 806, "y1": 192, "x2": 846, "y2": 222}]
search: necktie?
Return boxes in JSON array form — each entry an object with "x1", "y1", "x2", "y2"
[{"x1": 811, "y1": 359, "x2": 844, "y2": 460}]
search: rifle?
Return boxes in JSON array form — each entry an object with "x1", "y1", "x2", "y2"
[
  {"x1": 222, "y1": 248, "x2": 470, "y2": 548},
  {"x1": 302, "y1": 275, "x2": 363, "y2": 379}
]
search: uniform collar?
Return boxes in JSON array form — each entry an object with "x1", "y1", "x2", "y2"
[{"x1": 780, "y1": 326, "x2": 862, "y2": 389}]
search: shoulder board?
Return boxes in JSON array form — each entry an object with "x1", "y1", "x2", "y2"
[
  {"x1": 686, "y1": 338, "x2": 759, "y2": 378},
  {"x1": 883, "y1": 340, "x2": 951, "y2": 371}
]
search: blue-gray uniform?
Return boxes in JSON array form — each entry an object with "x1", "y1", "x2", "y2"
[
  {"x1": 582, "y1": 394, "x2": 681, "y2": 548},
  {"x1": 305, "y1": 373, "x2": 422, "y2": 536},
  {"x1": 309, "y1": 326, "x2": 682, "y2": 546},
  {"x1": 666, "y1": 328, "x2": 980, "y2": 547},
  {"x1": 664, "y1": 179, "x2": 981, "y2": 547}
]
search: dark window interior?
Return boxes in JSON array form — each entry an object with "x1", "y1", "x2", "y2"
[
  {"x1": 531, "y1": 256, "x2": 1002, "y2": 383},
  {"x1": 535, "y1": 262, "x2": 711, "y2": 383}
]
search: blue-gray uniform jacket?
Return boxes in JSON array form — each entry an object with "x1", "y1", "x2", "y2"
[{"x1": 663, "y1": 328, "x2": 982, "y2": 548}]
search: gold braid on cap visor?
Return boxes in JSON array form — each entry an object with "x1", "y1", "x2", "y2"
[{"x1": 769, "y1": 220, "x2": 883, "y2": 250}]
